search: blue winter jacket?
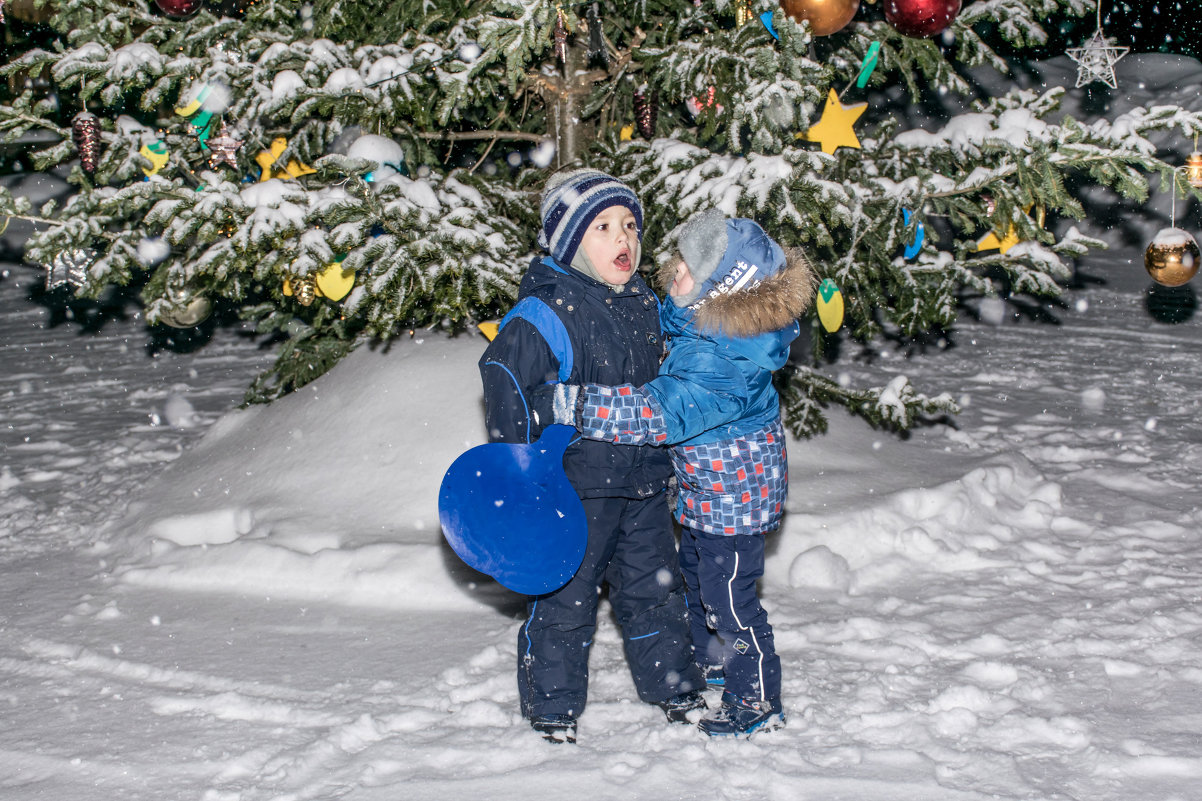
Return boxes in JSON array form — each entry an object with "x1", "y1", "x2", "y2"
[
  {"x1": 650, "y1": 300, "x2": 796, "y2": 445},
  {"x1": 479, "y1": 257, "x2": 672, "y2": 500},
  {"x1": 576, "y1": 298, "x2": 798, "y2": 534}
]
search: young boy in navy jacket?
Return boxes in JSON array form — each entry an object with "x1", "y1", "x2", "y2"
[
  {"x1": 479, "y1": 170, "x2": 705, "y2": 744},
  {"x1": 538, "y1": 209, "x2": 816, "y2": 736}
]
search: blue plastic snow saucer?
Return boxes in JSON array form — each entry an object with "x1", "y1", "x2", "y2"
[{"x1": 438, "y1": 425, "x2": 587, "y2": 595}]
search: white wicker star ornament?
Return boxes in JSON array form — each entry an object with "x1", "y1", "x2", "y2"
[{"x1": 1067, "y1": 28, "x2": 1129, "y2": 89}]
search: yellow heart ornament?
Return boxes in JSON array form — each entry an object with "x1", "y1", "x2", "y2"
[
  {"x1": 816, "y1": 278, "x2": 844, "y2": 333},
  {"x1": 282, "y1": 257, "x2": 355, "y2": 303},
  {"x1": 314, "y1": 256, "x2": 354, "y2": 301}
]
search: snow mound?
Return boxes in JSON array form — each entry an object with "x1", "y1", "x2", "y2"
[
  {"x1": 111, "y1": 333, "x2": 494, "y2": 612},
  {"x1": 773, "y1": 451, "x2": 1061, "y2": 594}
]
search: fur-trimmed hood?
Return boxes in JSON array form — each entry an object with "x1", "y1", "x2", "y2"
[{"x1": 656, "y1": 246, "x2": 817, "y2": 339}]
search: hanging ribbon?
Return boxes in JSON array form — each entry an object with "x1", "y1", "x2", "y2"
[{"x1": 856, "y1": 42, "x2": 881, "y2": 89}]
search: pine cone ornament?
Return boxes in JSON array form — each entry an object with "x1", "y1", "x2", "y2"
[
  {"x1": 633, "y1": 86, "x2": 657, "y2": 140},
  {"x1": 72, "y1": 112, "x2": 101, "y2": 175}
]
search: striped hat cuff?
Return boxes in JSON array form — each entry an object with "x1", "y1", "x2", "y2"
[{"x1": 539, "y1": 170, "x2": 643, "y2": 266}]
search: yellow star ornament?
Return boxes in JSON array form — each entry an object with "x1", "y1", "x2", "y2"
[
  {"x1": 976, "y1": 227, "x2": 1022, "y2": 254},
  {"x1": 798, "y1": 89, "x2": 867, "y2": 155},
  {"x1": 977, "y1": 204, "x2": 1044, "y2": 255},
  {"x1": 255, "y1": 138, "x2": 317, "y2": 181}
]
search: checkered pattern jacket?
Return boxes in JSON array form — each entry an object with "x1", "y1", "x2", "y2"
[{"x1": 577, "y1": 301, "x2": 798, "y2": 535}]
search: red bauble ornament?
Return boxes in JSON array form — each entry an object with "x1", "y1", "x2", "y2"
[
  {"x1": 883, "y1": 0, "x2": 960, "y2": 38},
  {"x1": 153, "y1": 0, "x2": 202, "y2": 18}
]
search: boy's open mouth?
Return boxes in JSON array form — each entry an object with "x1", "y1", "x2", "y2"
[{"x1": 614, "y1": 250, "x2": 631, "y2": 270}]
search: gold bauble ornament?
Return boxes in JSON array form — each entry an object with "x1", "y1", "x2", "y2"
[
  {"x1": 1185, "y1": 152, "x2": 1202, "y2": 189},
  {"x1": 159, "y1": 293, "x2": 213, "y2": 328},
  {"x1": 1144, "y1": 227, "x2": 1200, "y2": 287},
  {"x1": 779, "y1": 0, "x2": 859, "y2": 36},
  {"x1": 283, "y1": 276, "x2": 318, "y2": 305},
  {"x1": 290, "y1": 276, "x2": 317, "y2": 305}
]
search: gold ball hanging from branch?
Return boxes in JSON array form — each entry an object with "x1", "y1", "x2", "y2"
[
  {"x1": 779, "y1": 0, "x2": 860, "y2": 36},
  {"x1": 1144, "y1": 227, "x2": 1200, "y2": 287}
]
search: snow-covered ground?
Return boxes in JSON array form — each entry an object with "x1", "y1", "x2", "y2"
[{"x1": 4, "y1": 54, "x2": 1202, "y2": 801}]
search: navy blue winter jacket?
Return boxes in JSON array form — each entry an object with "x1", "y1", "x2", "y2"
[{"x1": 479, "y1": 257, "x2": 672, "y2": 499}]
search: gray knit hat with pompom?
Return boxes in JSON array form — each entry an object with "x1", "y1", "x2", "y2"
[{"x1": 673, "y1": 209, "x2": 729, "y2": 307}]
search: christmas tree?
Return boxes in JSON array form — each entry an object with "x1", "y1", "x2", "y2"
[{"x1": 2, "y1": 0, "x2": 1200, "y2": 434}]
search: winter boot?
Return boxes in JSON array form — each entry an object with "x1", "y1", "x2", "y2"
[
  {"x1": 656, "y1": 690, "x2": 707, "y2": 724},
  {"x1": 530, "y1": 714, "x2": 577, "y2": 744},
  {"x1": 698, "y1": 692, "x2": 785, "y2": 737}
]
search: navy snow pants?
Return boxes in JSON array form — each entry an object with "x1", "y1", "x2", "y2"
[
  {"x1": 679, "y1": 526, "x2": 781, "y2": 703},
  {"x1": 518, "y1": 494, "x2": 703, "y2": 719}
]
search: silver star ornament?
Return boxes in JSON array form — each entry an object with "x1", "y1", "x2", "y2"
[
  {"x1": 207, "y1": 124, "x2": 244, "y2": 170},
  {"x1": 1067, "y1": 29, "x2": 1129, "y2": 89}
]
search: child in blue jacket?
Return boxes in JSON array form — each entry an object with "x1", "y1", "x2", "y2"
[
  {"x1": 479, "y1": 170, "x2": 706, "y2": 744},
  {"x1": 537, "y1": 209, "x2": 815, "y2": 736}
]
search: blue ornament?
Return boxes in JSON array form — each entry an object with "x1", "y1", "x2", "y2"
[
  {"x1": 903, "y1": 208, "x2": 925, "y2": 259},
  {"x1": 761, "y1": 11, "x2": 779, "y2": 39}
]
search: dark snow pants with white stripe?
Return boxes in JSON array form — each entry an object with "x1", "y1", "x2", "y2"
[
  {"x1": 517, "y1": 494, "x2": 703, "y2": 720},
  {"x1": 679, "y1": 526, "x2": 782, "y2": 703}
]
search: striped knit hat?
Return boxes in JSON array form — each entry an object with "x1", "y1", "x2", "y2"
[{"x1": 538, "y1": 169, "x2": 643, "y2": 267}]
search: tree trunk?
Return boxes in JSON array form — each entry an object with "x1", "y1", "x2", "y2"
[{"x1": 543, "y1": 42, "x2": 601, "y2": 170}]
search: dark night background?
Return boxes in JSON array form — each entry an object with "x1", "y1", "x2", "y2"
[{"x1": 1041, "y1": 0, "x2": 1198, "y2": 60}]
